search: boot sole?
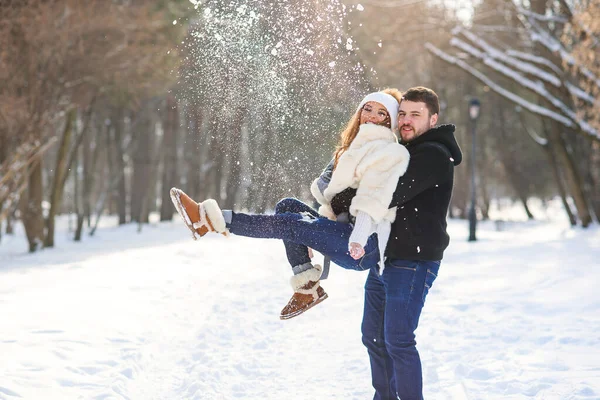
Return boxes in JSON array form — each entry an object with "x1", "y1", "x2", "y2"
[
  {"x1": 170, "y1": 188, "x2": 199, "y2": 240},
  {"x1": 279, "y1": 292, "x2": 328, "y2": 320}
]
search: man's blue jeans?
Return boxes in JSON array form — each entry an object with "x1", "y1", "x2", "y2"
[
  {"x1": 227, "y1": 198, "x2": 440, "y2": 399},
  {"x1": 362, "y1": 259, "x2": 440, "y2": 400}
]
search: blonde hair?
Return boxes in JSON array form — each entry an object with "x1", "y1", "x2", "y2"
[{"x1": 333, "y1": 88, "x2": 402, "y2": 168}]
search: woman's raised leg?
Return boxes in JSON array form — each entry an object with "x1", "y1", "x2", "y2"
[{"x1": 170, "y1": 189, "x2": 379, "y2": 319}]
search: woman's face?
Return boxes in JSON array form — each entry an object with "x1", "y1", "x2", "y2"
[{"x1": 360, "y1": 101, "x2": 390, "y2": 128}]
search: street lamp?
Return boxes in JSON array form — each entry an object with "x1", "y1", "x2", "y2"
[{"x1": 468, "y1": 98, "x2": 481, "y2": 242}]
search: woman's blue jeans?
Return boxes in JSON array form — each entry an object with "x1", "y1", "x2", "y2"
[
  {"x1": 228, "y1": 197, "x2": 380, "y2": 271},
  {"x1": 227, "y1": 198, "x2": 440, "y2": 399}
]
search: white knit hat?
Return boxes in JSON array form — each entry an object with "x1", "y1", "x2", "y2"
[{"x1": 357, "y1": 92, "x2": 399, "y2": 131}]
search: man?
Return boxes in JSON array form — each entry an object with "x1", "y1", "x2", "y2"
[{"x1": 330, "y1": 86, "x2": 462, "y2": 399}]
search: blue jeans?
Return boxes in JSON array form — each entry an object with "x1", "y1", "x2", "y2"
[
  {"x1": 362, "y1": 260, "x2": 440, "y2": 400},
  {"x1": 228, "y1": 198, "x2": 380, "y2": 270}
]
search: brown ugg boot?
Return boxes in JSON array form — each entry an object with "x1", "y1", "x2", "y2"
[
  {"x1": 280, "y1": 265, "x2": 328, "y2": 320},
  {"x1": 170, "y1": 188, "x2": 229, "y2": 240}
]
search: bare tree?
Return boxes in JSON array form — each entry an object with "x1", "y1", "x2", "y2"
[
  {"x1": 0, "y1": 0, "x2": 182, "y2": 249},
  {"x1": 426, "y1": 0, "x2": 598, "y2": 226}
]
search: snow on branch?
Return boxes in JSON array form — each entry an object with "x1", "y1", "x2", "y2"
[
  {"x1": 505, "y1": 50, "x2": 563, "y2": 76},
  {"x1": 425, "y1": 43, "x2": 600, "y2": 142},
  {"x1": 566, "y1": 82, "x2": 597, "y2": 104},
  {"x1": 528, "y1": 18, "x2": 600, "y2": 90},
  {"x1": 450, "y1": 37, "x2": 559, "y2": 100},
  {"x1": 446, "y1": 39, "x2": 599, "y2": 139},
  {"x1": 454, "y1": 27, "x2": 562, "y2": 87},
  {"x1": 425, "y1": 43, "x2": 572, "y2": 125},
  {"x1": 472, "y1": 25, "x2": 523, "y2": 34},
  {"x1": 517, "y1": 7, "x2": 569, "y2": 23},
  {"x1": 450, "y1": 37, "x2": 588, "y2": 122}
]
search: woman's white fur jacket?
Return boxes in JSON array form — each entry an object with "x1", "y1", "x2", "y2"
[
  {"x1": 311, "y1": 124, "x2": 410, "y2": 273},
  {"x1": 311, "y1": 123, "x2": 410, "y2": 223}
]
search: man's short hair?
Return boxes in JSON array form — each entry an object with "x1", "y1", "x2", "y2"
[{"x1": 401, "y1": 87, "x2": 440, "y2": 116}]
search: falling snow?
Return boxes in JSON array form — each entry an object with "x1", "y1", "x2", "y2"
[{"x1": 178, "y1": 0, "x2": 370, "y2": 128}]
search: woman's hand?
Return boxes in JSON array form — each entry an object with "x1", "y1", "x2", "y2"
[{"x1": 349, "y1": 242, "x2": 365, "y2": 260}]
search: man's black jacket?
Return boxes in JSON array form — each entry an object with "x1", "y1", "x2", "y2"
[{"x1": 331, "y1": 124, "x2": 462, "y2": 261}]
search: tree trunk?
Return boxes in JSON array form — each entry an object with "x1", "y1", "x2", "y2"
[
  {"x1": 84, "y1": 117, "x2": 102, "y2": 228},
  {"x1": 139, "y1": 131, "x2": 162, "y2": 230},
  {"x1": 496, "y1": 102, "x2": 534, "y2": 220},
  {"x1": 479, "y1": 183, "x2": 490, "y2": 220},
  {"x1": 6, "y1": 207, "x2": 14, "y2": 234},
  {"x1": 545, "y1": 142, "x2": 577, "y2": 226},
  {"x1": 592, "y1": 141, "x2": 600, "y2": 223},
  {"x1": 204, "y1": 112, "x2": 221, "y2": 201},
  {"x1": 45, "y1": 108, "x2": 76, "y2": 247},
  {"x1": 74, "y1": 141, "x2": 85, "y2": 241},
  {"x1": 214, "y1": 152, "x2": 225, "y2": 203},
  {"x1": 160, "y1": 95, "x2": 179, "y2": 221},
  {"x1": 0, "y1": 132, "x2": 3, "y2": 241},
  {"x1": 247, "y1": 115, "x2": 272, "y2": 213},
  {"x1": 551, "y1": 128, "x2": 592, "y2": 226},
  {"x1": 112, "y1": 108, "x2": 128, "y2": 225},
  {"x1": 521, "y1": 197, "x2": 534, "y2": 220},
  {"x1": 20, "y1": 155, "x2": 45, "y2": 252},
  {"x1": 223, "y1": 111, "x2": 243, "y2": 210},
  {"x1": 257, "y1": 121, "x2": 281, "y2": 212},
  {"x1": 529, "y1": 0, "x2": 592, "y2": 226},
  {"x1": 89, "y1": 165, "x2": 128, "y2": 236},
  {"x1": 131, "y1": 105, "x2": 155, "y2": 223},
  {"x1": 519, "y1": 112, "x2": 576, "y2": 225},
  {"x1": 185, "y1": 105, "x2": 203, "y2": 199},
  {"x1": 578, "y1": 139, "x2": 600, "y2": 223},
  {"x1": 105, "y1": 120, "x2": 117, "y2": 216}
]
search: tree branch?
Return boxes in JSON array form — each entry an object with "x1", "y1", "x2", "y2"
[
  {"x1": 450, "y1": 36, "x2": 597, "y2": 131},
  {"x1": 454, "y1": 27, "x2": 562, "y2": 87},
  {"x1": 528, "y1": 17, "x2": 600, "y2": 90},
  {"x1": 516, "y1": 7, "x2": 569, "y2": 23},
  {"x1": 425, "y1": 42, "x2": 600, "y2": 142}
]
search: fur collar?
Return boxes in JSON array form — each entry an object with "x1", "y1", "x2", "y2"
[{"x1": 351, "y1": 124, "x2": 398, "y2": 148}]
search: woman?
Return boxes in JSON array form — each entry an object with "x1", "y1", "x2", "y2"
[{"x1": 170, "y1": 89, "x2": 409, "y2": 320}]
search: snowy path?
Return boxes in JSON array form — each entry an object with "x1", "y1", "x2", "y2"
[{"x1": 0, "y1": 217, "x2": 599, "y2": 399}]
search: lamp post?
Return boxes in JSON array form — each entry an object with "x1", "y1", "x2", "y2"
[{"x1": 468, "y1": 98, "x2": 481, "y2": 242}]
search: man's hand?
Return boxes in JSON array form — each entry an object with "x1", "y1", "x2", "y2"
[{"x1": 349, "y1": 242, "x2": 365, "y2": 260}]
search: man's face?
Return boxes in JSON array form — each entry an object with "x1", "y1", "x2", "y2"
[{"x1": 398, "y1": 101, "x2": 438, "y2": 142}]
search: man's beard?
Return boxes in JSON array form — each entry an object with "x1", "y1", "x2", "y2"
[{"x1": 401, "y1": 123, "x2": 430, "y2": 138}]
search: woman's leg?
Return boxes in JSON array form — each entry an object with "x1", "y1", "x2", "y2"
[
  {"x1": 170, "y1": 188, "x2": 378, "y2": 319},
  {"x1": 227, "y1": 206, "x2": 379, "y2": 271},
  {"x1": 273, "y1": 198, "x2": 319, "y2": 271},
  {"x1": 173, "y1": 187, "x2": 377, "y2": 271}
]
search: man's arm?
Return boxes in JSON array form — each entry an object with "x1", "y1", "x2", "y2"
[{"x1": 389, "y1": 144, "x2": 453, "y2": 208}]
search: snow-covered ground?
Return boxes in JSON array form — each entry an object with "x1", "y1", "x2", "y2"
[{"x1": 0, "y1": 208, "x2": 599, "y2": 400}]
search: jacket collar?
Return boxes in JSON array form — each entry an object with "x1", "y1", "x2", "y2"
[{"x1": 403, "y1": 124, "x2": 462, "y2": 166}]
